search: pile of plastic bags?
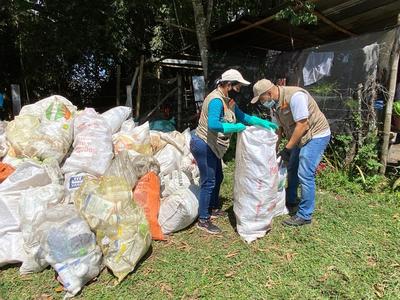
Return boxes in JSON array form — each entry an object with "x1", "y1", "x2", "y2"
[
  {"x1": 0, "y1": 95, "x2": 201, "y2": 298},
  {"x1": 0, "y1": 94, "x2": 287, "y2": 297}
]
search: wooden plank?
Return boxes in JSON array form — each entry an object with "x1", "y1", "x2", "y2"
[
  {"x1": 240, "y1": 20, "x2": 308, "y2": 43},
  {"x1": 313, "y1": 10, "x2": 356, "y2": 37}
]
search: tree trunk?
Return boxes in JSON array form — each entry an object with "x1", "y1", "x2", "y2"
[{"x1": 192, "y1": 0, "x2": 210, "y2": 81}]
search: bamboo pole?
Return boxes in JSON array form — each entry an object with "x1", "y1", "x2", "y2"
[
  {"x1": 135, "y1": 55, "x2": 144, "y2": 120},
  {"x1": 380, "y1": 19, "x2": 400, "y2": 174}
]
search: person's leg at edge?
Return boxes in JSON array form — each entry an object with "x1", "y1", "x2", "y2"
[
  {"x1": 210, "y1": 158, "x2": 225, "y2": 218},
  {"x1": 190, "y1": 135, "x2": 222, "y2": 234},
  {"x1": 286, "y1": 147, "x2": 300, "y2": 215},
  {"x1": 296, "y1": 135, "x2": 330, "y2": 221}
]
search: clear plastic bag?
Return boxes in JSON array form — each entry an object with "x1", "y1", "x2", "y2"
[{"x1": 75, "y1": 176, "x2": 151, "y2": 282}]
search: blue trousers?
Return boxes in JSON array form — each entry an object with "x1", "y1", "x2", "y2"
[
  {"x1": 286, "y1": 135, "x2": 330, "y2": 220},
  {"x1": 190, "y1": 134, "x2": 223, "y2": 220}
]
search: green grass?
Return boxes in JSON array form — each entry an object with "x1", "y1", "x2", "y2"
[{"x1": 1, "y1": 162, "x2": 400, "y2": 299}]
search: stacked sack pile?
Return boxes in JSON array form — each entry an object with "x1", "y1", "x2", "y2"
[{"x1": 0, "y1": 95, "x2": 200, "y2": 298}]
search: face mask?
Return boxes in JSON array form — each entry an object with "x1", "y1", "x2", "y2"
[
  {"x1": 228, "y1": 89, "x2": 240, "y2": 100},
  {"x1": 262, "y1": 100, "x2": 276, "y2": 109}
]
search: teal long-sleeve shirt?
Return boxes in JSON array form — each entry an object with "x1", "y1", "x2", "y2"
[{"x1": 207, "y1": 98, "x2": 251, "y2": 133}]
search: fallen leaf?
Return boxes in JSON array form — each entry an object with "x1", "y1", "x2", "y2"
[
  {"x1": 265, "y1": 278, "x2": 275, "y2": 288},
  {"x1": 327, "y1": 265, "x2": 337, "y2": 271},
  {"x1": 20, "y1": 274, "x2": 32, "y2": 281},
  {"x1": 374, "y1": 284, "x2": 385, "y2": 298},
  {"x1": 367, "y1": 256, "x2": 377, "y2": 267},
  {"x1": 177, "y1": 241, "x2": 191, "y2": 251},
  {"x1": 160, "y1": 283, "x2": 173, "y2": 298},
  {"x1": 317, "y1": 273, "x2": 329, "y2": 282},
  {"x1": 36, "y1": 294, "x2": 53, "y2": 300},
  {"x1": 142, "y1": 267, "x2": 154, "y2": 276},
  {"x1": 225, "y1": 250, "x2": 239, "y2": 258},
  {"x1": 225, "y1": 271, "x2": 236, "y2": 278},
  {"x1": 156, "y1": 257, "x2": 168, "y2": 264},
  {"x1": 284, "y1": 252, "x2": 297, "y2": 262},
  {"x1": 54, "y1": 286, "x2": 64, "y2": 293},
  {"x1": 390, "y1": 263, "x2": 400, "y2": 268}
]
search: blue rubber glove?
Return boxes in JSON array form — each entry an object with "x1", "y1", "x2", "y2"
[
  {"x1": 247, "y1": 116, "x2": 278, "y2": 131},
  {"x1": 221, "y1": 122, "x2": 246, "y2": 133}
]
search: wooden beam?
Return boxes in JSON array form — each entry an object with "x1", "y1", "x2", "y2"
[
  {"x1": 212, "y1": 15, "x2": 277, "y2": 41},
  {"x1": 313, "y1": 10, "x2": 356, "y2": 37},
  {"x1": 240, "y1": 20, "x2": 308, "y2": 44}
]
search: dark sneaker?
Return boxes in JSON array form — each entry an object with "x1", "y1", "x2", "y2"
[
  {"x1": 282, "y1": 215, "x2": 311, "y2": 227},
  {"x1": 197, "y1": 219, "x2": 222, "y2": 234},
  {"x1": 286, "y1": 205, "x2": 298, "y2": 217},
  {"x1": 210, "y1": 209, "x2": 227, "y2": 219}
]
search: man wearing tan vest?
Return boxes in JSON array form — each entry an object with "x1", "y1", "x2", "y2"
[{"x1": 251, "y1": 79, "x2": 330, "y2": 226}]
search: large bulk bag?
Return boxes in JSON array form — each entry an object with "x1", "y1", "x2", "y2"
[{"x1": 234, "y1": 126, "x2": 287, "y2": 243}]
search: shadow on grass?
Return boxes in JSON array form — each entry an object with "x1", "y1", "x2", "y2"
[
  {"x1": 0, "y1": 262, "x2": 22, "y2": 271},
  {"x1": 225, "y1": 205, "x2": 237, "y2": 232}
]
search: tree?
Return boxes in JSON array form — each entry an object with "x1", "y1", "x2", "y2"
[{"x1": 191, "y1": 0, "x2": 212, "y2": 82}]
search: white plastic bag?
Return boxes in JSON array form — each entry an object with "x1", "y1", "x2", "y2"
[
  {"x1": 113, "y1": 121, "x2": 151, "y2": 156},
  {"x1": 11, "y1": 96, "x2": 76, "y2": 162},
  {"x1": 5, "y1": 115, "x2": 41, "y2": 156},
  {"x1": 62, "y1": 108, "x2": 113, "y2": 176},
  {"x1": 101, "y1": 106, "x2": 131, "y2": 134},
  {"x1": 0, "y1": 121, "x2": 8, "y2": 158},
  {"x1": 155, "y1": 144, "x2": 184, "y2": 176},
  {"x1": 234, "y1": 126, "x2": 287, "y2": 243},
  {"x1": 158, "y1": 186, "x2": 199, "y2": 234},
  {"x1": 0, "y1": 160, "x2": 58, "y2": 266},
  {"x1": 19, "y1": 95, "x2": 76, "y2": 118},
  {"x1": 160, "y1": 170, "x2": 191, "y2": 198},
  {"x1": 19, "y1": 184, "x2": 64, "y2": 274},
  {"x1": 120, "y1": 119, "x2": 136, "y2": 134},
  {"x1": 37, "y1": 205, "x2": 102, "y2": 298}
]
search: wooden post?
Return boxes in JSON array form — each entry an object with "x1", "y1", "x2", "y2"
[
  {"x1": 357, "y1": 83, "x2": 363, "y2": 147},
  {"x1": 135, "y1": 55, "x2": 144, "y2": 120},
  {"x1": 380, "y1": 19, "x2": 400, "y2": 174},
  {"x1": 126, "y1": 85, "x2": 132, "y2": 110},
  {"x1": 116, "y1": 65, "x2": 121, "y2": 106},
  {"x1": 11, "y1": 84, "x2": 22, "y2": 116},
  {"x1": 177, "y1": 74, "x2": 182, "y2": 131}
]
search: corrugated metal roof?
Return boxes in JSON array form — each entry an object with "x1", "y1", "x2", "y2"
[{"x1": 211, "y1": 0, "x2": 400, "y2": 52}]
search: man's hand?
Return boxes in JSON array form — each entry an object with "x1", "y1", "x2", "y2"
[{"x1": 277, "y1": 147, "x2": 291, "y2": 163}]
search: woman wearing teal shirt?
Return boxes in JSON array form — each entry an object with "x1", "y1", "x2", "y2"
[{"x1": 191, "y1": 69, "x2": 278, "y2": 234}]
